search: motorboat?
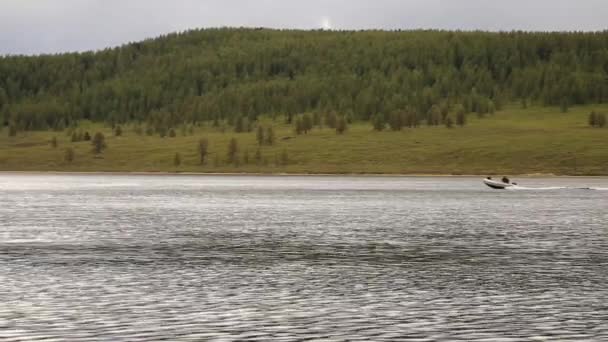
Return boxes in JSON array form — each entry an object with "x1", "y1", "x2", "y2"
[{"x1": 483, "y1": 178, "x2": 515, "y2": 189}]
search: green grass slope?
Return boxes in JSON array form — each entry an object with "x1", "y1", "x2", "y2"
[{"x1": 1, "y1": 105, "x2": 607, "y2": 175}]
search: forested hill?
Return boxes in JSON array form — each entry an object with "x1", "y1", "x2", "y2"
[{"x1": 1, "y1": 28, "x2": 608, "y2": 131}]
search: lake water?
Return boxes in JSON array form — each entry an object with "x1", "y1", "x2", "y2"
[{"x1": 1, "y1": 174, "x2": 607, "y2": 341}]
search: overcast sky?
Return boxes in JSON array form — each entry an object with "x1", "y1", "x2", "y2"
[{"x1": 1, "y1": 0, "x2": 607, "y2": 55}]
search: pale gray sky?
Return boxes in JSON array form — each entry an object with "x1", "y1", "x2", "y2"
[{"x1": 1, "y1": 0, "x2": 607, "y2": 55}]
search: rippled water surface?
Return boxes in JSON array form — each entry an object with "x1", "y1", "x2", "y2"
[{"x1": 1, "y1": 174, "x2": 608, "y2": 341}]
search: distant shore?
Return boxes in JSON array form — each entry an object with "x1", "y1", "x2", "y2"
[
  {"x1": 1, "y1": 170, "x2": 607, "y2": 178},
  {"x1": 3, "y1": 106, "x2": 608, "y2": 177}
]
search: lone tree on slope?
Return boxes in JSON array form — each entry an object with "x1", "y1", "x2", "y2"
[
  {"x1": 92, "y1": 132, "x2": 107, "y2": 154},
  {"x1": 198, "y1": 138, "x2": 209, "y2": 164}
]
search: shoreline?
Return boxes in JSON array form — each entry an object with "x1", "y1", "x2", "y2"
[{"x1": 1, "y1": 170, "x2": 607, "y2": 178}]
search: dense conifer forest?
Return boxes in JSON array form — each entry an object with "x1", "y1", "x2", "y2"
[{"x1": 1, "y1": 28, "x2": 608, "y2": 132}]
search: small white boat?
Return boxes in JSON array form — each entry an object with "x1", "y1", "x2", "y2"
[{"x1": 483, "y1": 178, "x2": 515, "y2": 189}]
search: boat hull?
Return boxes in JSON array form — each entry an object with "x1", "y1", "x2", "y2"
[{"x1": 483, "y1": 179, "x2": 513, "y2": 189}]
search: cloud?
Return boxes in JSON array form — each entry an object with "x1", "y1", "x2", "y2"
[{"x1": 0, "y1": 0, "x2": 607, "y2": 55}]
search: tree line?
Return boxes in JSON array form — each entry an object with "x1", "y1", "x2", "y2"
[{"x1": 2, "y1": 28, "x2": 608, "y2": 132}]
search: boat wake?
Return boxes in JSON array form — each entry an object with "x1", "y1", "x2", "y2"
[{"x1": 508, "y1": 185, "x2": 606, "y2": 191}]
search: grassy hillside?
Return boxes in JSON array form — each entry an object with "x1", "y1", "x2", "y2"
[{"x1": 1, "y1": 105, "x2": 607, "y2": 175}]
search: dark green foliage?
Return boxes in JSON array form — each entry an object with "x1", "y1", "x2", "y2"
[
  {"x1": 589, "y1": 111, "x2": 607, "y2": 127},
  {"x1": 336, "y1": 116, "x2": 347, "y2": 134},
  {"x1": 234, "y1": 116, "x2": 245, "y2": 133},
  {"x1": 302, "y1": 114, "x2": 313, "y2": 133},
  {"x1": 455, "y1": 104, "x2": 466, "y2": 127},
  {"x1": 50, "y1": 136, "x2": 58, "y2": 148},
  {"x1": 114, "y1": 125, "x2": 123, "y2": 136},
  {"x1": 265, "y1": 126, "x2": 275, "y2": 145},
  {"x1": 83, "y1": 131, "x2": 91, "y2": 141},
  {"x1": 2, "y1": 29, "x2": 608, "y2": 131},
  {"x1": 227, "y1": 138, "x2": 238, "y2": 164},
  {"x1": 404, "y1": 111, "x2": 419, "y2": 128},
  {"x1": 326, "y1": 112, "x2": 337, "y2": 129},
  {"x1": 256, "y1": 125, "x2": 264, "y2": 146},
  {"x1": 372, "y1": 114, "x2": 385, "y2": 131},
  {"x1": 427, "y1": 105, "x2": 442, "y2": 126},
  {"x1": 294, "y1": 113, "x2": 313, "y2": 134},
  {"x1": 445, "y1": 116, "x2": 454, "y2": 128},
  {"x1": 92, "y1": 132, "x2": 107, "y2": 154},
  {"x1": 295, "y1": 117, "x2": 304, "y2": 135},
  {"x1": 312, "y1": 111, "x2": 321, "y2": 127},
  {"x1": 598, "y1": 113, "x2": 607, "y2": 128},
  {"x1": 198, "y1": 138, "x2": 209, "y2": 164},
  {"x1": 173, "y1": 152, "x2": 181, "y2": 166},
  {"x1": 560, "y1": 99, "x2": 569, "y2": 113},
  {"x1": 64, "y1": 148, "x2": 75, "y2": 163},
  {"x1": 589, "y1": 111, "x2": 597, "y2": 127},
  {"x1": 389, "y1": 111, "x2": 404, "y2": 131},
  {"x1": 168, "y1": 128, "x2": 176, "y2": 138}
]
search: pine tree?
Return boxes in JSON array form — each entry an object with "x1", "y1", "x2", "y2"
[
  {"x1": 312, "y1": 111, "x2": 321, "y2": 126},
  {"x1": 281, "y1": 149, "x2": 289, "y2": 165},
  {"x1": 227, "y1": 138, "x2": 238, "y2": 164},
  {"x1": 455, "y1": 104, "x2": 466, "y2": 127},
  {"x1": 255, "y1": 148, "x2": 262, "y2": 165},
  {"x1": 198, "y1": 138, "x2": 209, "y2": 164},
  {"x1": 372, "y1": 114, "x2": 385, "y2": 131},
  {"x1": 427, "y1": 105, "x2": 442, "y2": 126},
  {"x1": 83, "y1": 132, "x2": 91, "y2": 141},
  {"x1": 560, "y1": 99, "x2": 569, "y2": 113},
  {"x1": 336, "y1": 116, "x2": 347, "y2": 134},
  {"x1": 326, "y1": 112, "x2": 337, "y2": 129},
  {"x1": 445, "y1": 116, "x2": 454, "y2": 128},
  {"x1": 256, "y1": 125, "x2": 264, "y2": 146},
  {"x1": 302, "y1": 114, "x2": 313, "y2": 133},
  {"x1": 92, "y1": 132, "x2": 107, "y2": 154},
  {"x1": 389, "y1": 111, "x2": 403, "y2": 131},
  {"x1": 589, "y1": 111, "x2": 597, "y2": 127},
  {"x1": 234, "y1": 116, "x2": 244, "y2": 133},
  {"x1": 64, "y1": 147, "x2": 75, "y2": 163},
  {"x1": 295, "y1": 117, "x2": 304, "y2": 135},
  {"x1": 266, "y1": 126, "x2": 275, "y2": 145},
  {"x1": 598, "y1": 113, "x2": 607, "y2": 128}
]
